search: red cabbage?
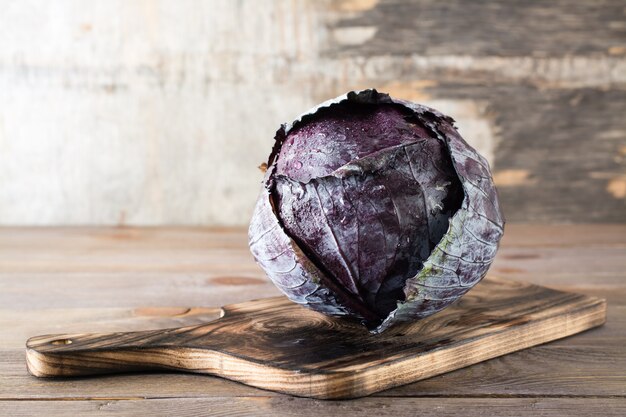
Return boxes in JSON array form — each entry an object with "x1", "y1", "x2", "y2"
[{"x1": 249, "y1": 90, "x2": 504, "y2": 333}]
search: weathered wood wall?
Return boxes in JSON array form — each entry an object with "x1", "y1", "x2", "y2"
[{"x1": 0, "y1": 0, "x2": 624, "y2": 225}]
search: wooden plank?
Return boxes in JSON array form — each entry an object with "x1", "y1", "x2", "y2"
[
  {"x1": 327, "y1": 0, "x2": 626, "y2": 57},
  {"x1": 387, "y1": 345, "x2": 626, "y2": 398},
  {"x1": 1, "y1": 267, "x2": 623, "y2": 311},
  {"x1": 0, "y1": 273, "x2": 280, "y2": 310},
  {"x1": 1, "y1": 226, "x2": 624, "y2": 273},
  {"x1": 498, "y1": 224, "x2": 626, "y2": 247},
  {"x1": 1, "y1": 2, "x2": 624, "y2": 225},
  {"x1": 491, "y1": 246, "x2": 626, "y2": 282},
  {"x1": 0, "y1": 226, "x2": 623, "y2": 320},
  {"x1": 1, "y1": 225, "x2": 623, "y2": 310},
  {"x1": 24, "y1": 278, "x2": 605, "y2": 399},
  {"x1": 3, "y1": 343, "x2": 625, "y2": 400},
  {"x1": 1, "y1": 397, "x2": 625, "y2": 417},
  {"x1": 0, "y1": 227, "x2": 249, "y2": 250},
  {"x1": 482, "y1": 87, "x2": 626, "y2": 224},
  {"x1": 2, "y1": 272, "x2": 623, "y2": 311},
  {"x1": 2, "y1": 224, "x2": 625, "y2": 252}
]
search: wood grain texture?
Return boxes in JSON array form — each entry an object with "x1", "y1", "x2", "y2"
[
  {"x1": 1, "y1": 224, "x2": 624, "y2": 273},
  {"x1": 325, "y1": 0, "x2": 626, "y2": 221},
  {"x1": 6, "y1": 344, "x2": 626, "y2": 400},
  {"x1": 327, "y1": 0, "x2": 626, "y2": 57},
  {"x1": 26, "y1": 278, "x2": 605, "y2": 399},
  {"x1": 3, "y1": 308, "x2": 625, "y2": 399},
  {"x1": 2, "y1": 225, "x2": 625, "y2": 310},
  {"x1": 0, "y1": 1, "x2": 624, "y2": 225},
  {"x1": 2, "y1": 398, "x2": 626, "y2": 417},
  {"x1": 2, "y1": 226, "x2": 625, "y2": 415}
]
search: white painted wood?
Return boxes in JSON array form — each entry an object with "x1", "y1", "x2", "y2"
[
  {"x1": 0, "y1": 1, "x2": 620, "y2": 225},
  {"x1": 0, "y1": 0, "x2": 320, "y2": 225}
]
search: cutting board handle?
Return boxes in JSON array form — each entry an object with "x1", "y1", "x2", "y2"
[{"x1": 26, "y1": 326, "x2": 204, "y2": 377}]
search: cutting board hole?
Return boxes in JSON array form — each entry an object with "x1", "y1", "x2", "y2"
[{"x1": 50, "y1": 339, "x2": 73, "y2": 345}]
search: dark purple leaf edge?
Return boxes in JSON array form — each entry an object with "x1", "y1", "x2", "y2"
[{"x1": 248, "y1": 89, "x2": 505, "y2": 333}]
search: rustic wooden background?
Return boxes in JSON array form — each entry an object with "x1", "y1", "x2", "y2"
[{"x1": 0, "y1": 0, "x2": 624, "y2": 225}]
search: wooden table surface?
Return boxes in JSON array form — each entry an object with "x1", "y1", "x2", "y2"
[{"x1": 1, "y1": 225, "x2": 625, "y2": 416}]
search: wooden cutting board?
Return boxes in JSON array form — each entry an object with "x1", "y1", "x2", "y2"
[{"x1": 26, "y1": 277, "x2": 606, "y2": 399}]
